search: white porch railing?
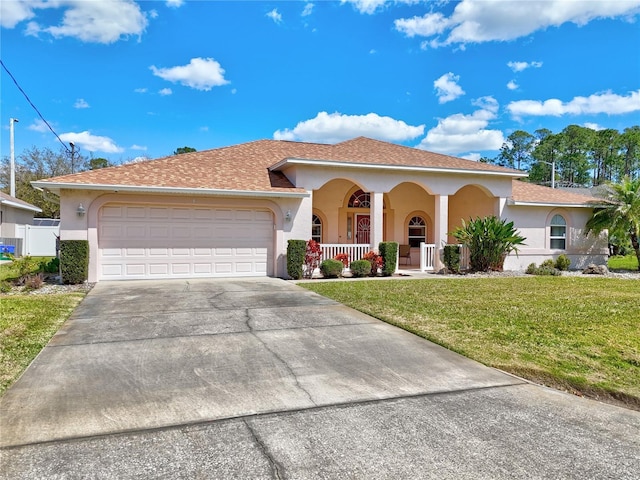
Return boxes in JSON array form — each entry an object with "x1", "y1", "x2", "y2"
[
  {"x1": 460, "y1": 245, "x2": 470, "y2": 271},
  {"x1": 320, "y1": 244, "x2": 370, "y2": 263},
  {"x1": 418, "y1": 243, "x2": 470, "y2": 272},
  {"x1": 420, "y1": 243, "x2": 437, "y2": 272}
]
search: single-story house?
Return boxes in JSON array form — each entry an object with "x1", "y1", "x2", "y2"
[
  {"x1": 32, "y1": 137, "x2": 607, "y2": 282},
  {"x1": 0, "y1": 191, "x2": 43, "y2": 256}
]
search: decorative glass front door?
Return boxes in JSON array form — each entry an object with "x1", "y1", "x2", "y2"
[{"x1": 356, "y1": 215, "x2": 370, "y2": 244}]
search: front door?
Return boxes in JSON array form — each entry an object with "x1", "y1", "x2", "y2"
[{"x1": 356, "y1": 214, "x2": 370, "y2": 244}]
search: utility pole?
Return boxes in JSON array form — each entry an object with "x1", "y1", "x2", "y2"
[
  {"x1": 10, "y1": 118, "x2": 19, "y2": 197},
  {"x1": 70, "y1": 142, "x2": 76, "y2": 174}
]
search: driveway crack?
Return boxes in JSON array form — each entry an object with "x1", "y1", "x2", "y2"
[
  {"x1": 246, "y1": 310, "x2": 317, "y2": 407},
  {"x1": 244, "y1": 418, "x2": 286, "y2": 480}
]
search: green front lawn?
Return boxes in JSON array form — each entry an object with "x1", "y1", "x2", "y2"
[
  {"x1": 301, "y1": 276, "x2": 640, "y2": 409},
  {"x1": 0, "y1": 293, "x2": 85, "y2": 395},
  {"x1": 609, "y1": 254, "x2": 639, "y2": 271}
]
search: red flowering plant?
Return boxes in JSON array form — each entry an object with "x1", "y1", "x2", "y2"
[
  {"x1": 333, "y1": 253, "x2": 349, "y2": 268},
  {"x1": 304, "y1": 239, "x2": 323, "y2": 278},
  {"x1": 362, "y1": 251, "x2": 383, "y2": 276}
]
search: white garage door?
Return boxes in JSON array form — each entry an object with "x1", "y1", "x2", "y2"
[{"x1": 98, "y1": 204, "x2": 273, "y2": 280}]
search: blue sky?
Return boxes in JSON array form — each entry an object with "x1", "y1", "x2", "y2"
[{"x1": 1, "y1": 0, "x2": 639, "y2": 164}]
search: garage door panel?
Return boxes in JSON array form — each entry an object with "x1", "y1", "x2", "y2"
[{"x1": 99, "y1": 205, "x2": 272, "y2": 280}]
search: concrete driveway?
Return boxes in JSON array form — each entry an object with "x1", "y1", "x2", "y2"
[{"x1": 1, "y1": 278, "x2": 638, "y2": 479}]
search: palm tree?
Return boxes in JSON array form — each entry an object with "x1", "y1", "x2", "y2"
[{"x1": 586, "y1": 177, "x2": 640, "y2": 271}]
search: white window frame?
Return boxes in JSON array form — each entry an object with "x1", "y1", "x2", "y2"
[
  {"x1": 549, "y1": 214, "x2": 567, "y2": 250},
  {"x1": 312, "y1": 214, "x2": 322, "y2": 243},
  {"x1": 408, "y1": 216, "x2": 426, "y2": 248}
]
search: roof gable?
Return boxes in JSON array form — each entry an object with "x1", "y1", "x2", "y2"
[{"x1": 0, "y1": 192, "x2": 42, "y2": 213}]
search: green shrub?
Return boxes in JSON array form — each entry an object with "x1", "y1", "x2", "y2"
[
  {"x1": 451, "y1": 216, "x2": 526, "y2": 272},
  {"x1": 535, "y1": 266, "x2": 561, "y2": 276},
  {"x1": 60, "y1": 240, "x2": 89, "y2": 285},
  {"x1": 540, "y1": 259, "x2": 555, "y2": 269},
  {"x1": 39, "y1": 257, "x2": 60, "y2": 274},
  {"x1": 555, "y1": 254, "x2": 571, "y2": 271},
  {"x1": 525, "y1": 262, "x2": 538, "y2": 275},
  {"x1": 287, "y1": 239, "x2": 306, "y2": 280},
  {"x1": 319, "y1": 259, "x2": 344, "y2": 278},
  {"x1": 350, "y1": 260, "x2": 371, "y2": 278},
  {"x1": 378, "y1": 242, "x2": 398, "y2": 276},
  {"x1": 0, "y1": 281, "x2": 12, "y2": 293},
  {"x1": 443, "y1": 245, "x2": 461, "y2": 273}
]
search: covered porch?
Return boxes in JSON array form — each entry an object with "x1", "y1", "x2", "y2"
[{"x1": 310, "y1": 178, "x2": 498, "y2": 271}]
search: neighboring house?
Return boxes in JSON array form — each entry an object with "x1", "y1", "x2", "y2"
[
  {"x1": 0, "y1": 191, "x2": 42, "y2": 256},
  {"x1": 32, "y1": 137, "x2": 608, "y2": 282}
]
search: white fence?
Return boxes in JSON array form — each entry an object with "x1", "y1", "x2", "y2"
[{"x1": 15, "y1": 224, "x2": 60, "y2": 256}]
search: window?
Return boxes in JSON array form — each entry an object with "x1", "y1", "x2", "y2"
[
  {"x1": 312, "y1": 214, "x2": 322, "y2": 243},
  {"x1": 348, "y1": 190, "x2": 370, "y2": 208},
  {"x1": 408, "y1": 216, "x2": 426, "y2": 248},
  {"x1": 550, "y1": 214, "x2": 566, "y2": 249}
]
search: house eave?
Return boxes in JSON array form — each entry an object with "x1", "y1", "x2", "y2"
[
  {"x1": 0, "y1": 199, "x2": 42, "y2": 213},
  {"x1": 30, "y1": 181, "x2": 310, "y2": 199},
  {"x1": 270, "y1": 157, "x2": 527, "y2": 178},
  {"x1": 508, "y1": 199, "x2": 598, "y2": 208}
]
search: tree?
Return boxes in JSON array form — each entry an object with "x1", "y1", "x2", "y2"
[
  {"x1": 86, "y1": 157, "x2": 112, "y2": 170},
  {"x1": 585, "y1": 177, "x2": 640, "y2": 271},
  {"x1": 497, "y1": 130, "x2": 535, "y2": 170},
  {"x1": 530, "y1": 129, "x2": 561, "y2": 186},
  {"x1": 589, "y1": 129, "x2": 620, "y2": 185},
  {"x1": 174, "y1": 146, "x2": 196, "y2": 155},
  {"x1": 0, "y1": 146, "x2": 86, "y2": 217},
  {"x1": 619, "y1": 126, "x2": 640, "y2": 179}
]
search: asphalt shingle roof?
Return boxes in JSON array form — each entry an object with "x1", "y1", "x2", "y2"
[{"x1": 34, "y1": 137, "x2": 597, "y2": 205}]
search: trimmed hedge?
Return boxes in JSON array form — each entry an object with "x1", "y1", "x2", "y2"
[
  {"x1": 320, "y1": 259, "x2": 344, "y2": 278},
  {"x1": 443, "y1": 245, "x2": 461, "y2": 273},
  {"x1": 287, "y1": 239, "x2": 306, "y2": 279},
  {"x1": 350, "y1": 260, "x2": 371, "y2": 278},
  {"x1": 378, "y1": 241, "x2": 398, "y2": 276},
  {"x1": 60, "y1": 240, "x2": 89, "y2": 285}
]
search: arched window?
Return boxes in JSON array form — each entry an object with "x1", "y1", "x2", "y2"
[
  {"x1": 408, "y1": 216, "x2": 426, "y2": 247},
  {"x1": 550, "y1": 214, "x2": 566, "y2": 249},
  {"x1": 312, "y1": 214, "x2": 322, "y2": 243},
  {"x1": 348, "y1": 190, "x2": 370, "y2": 208}
]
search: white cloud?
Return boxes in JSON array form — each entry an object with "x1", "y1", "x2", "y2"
[
  {"x1": 507, "y1": 89, "x2": 640, "y2": 117},
  {"x1": 158, "y1": 88, "x2": 173, "y2": 96},
  {"x1": 369, "y1": 49, "x2": 377, "y2": 54},
  {"x1": 199, "y1": 126, "x2": 209, "y2": 132},
  {"x1": 231, "y1": 88, "x2": 237, "y2": 94},
  {"x1": 462, "y1": 153, "x2": 481, "y2": 161},
  {"x1": 273, "y1": 111, "x2": 424, "y2": 144},
  {"x1": 131, "y1": 144, "x2": 147, "y2": 151},
  {"x1": 584, "y1": 122, "x2": 604, "y2": 131},
  {"x1": 166, "y1": 0, "x2": 184, "y2": 8},
  {"x1": 18, "y1": 0, "x2": 149, "y2": 44},
  {"x1": 28, "y1": 119, "x2": 49, "y2": 133},
  {"x1": 507, "y1": 61, "x2": 543, "y2": 72},
  {"x1": 266, "y1": 8, "x2": 283, "y2": 24},
  {"x1": 302, "y1": 3, "x2": 314, "y2": 16},
  {"x1": 134, "y1": 87, "x2": 148, "y2": 94},
  {"x1": 74, "y1": 98, "x2": 90, "y2": 109},
  {"x1": 434, "y1": 72, "x2": 465, "y2": 104},
  {"x1": 418, "y1": 96, "x2": 505, "y2": 154},
  {"x1": 0, "y1": 0, "x2": 37, "y2": 28},
  {"x1": 60, "y1": 131, "x2": 123, "y2": 153},
  {"x1": 395, "y1": 12, "x2": 450, "y2": 37},
  {"x1": 507, "y1": 80, "x2": 518, "y2": 91},
  {"x1": 150, "y1": 57, "x2": 229, "y2": 91},
  {"x1": 342, "y1": 0, "x2": 421, "y2": 15},
  {"x1": 395, "y1": 0, "x2": 640, "y2": 47}
]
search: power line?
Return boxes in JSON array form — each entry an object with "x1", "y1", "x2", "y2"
[{"x1": 1, "y1": 59, "x2": 71, "y2": 154}]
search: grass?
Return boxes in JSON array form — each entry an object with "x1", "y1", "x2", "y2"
[
  {"x1": 608, "y1": 254, "x2": 639, "y2": 271},
  {"x1": 0, "y1": 293, "x2": 85, "y2": 395},
  {"x1": 301, "y1": 276, "x2": 640, "y2": 409},
  {"x1": 0, "y1": 256, "x2": 53, "y2": 282}
]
